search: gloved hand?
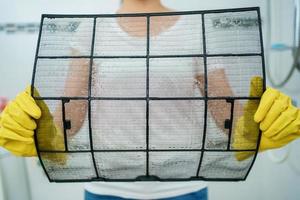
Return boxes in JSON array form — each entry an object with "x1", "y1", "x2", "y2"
[
  {"x1": 254, "y1": 87, "x2": 300, "y2": 150},
  {"x1": 0, "y1": 87, "x2": 41, "y2": 156},
  {"x1": 0, "y1": 86, "x2": 66, "y2": 164},
  {"x1": 233, "y1": 77, "x2": 300, "y2": 161}
]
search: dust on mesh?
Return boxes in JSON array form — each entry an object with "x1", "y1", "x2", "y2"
[{"x1": 33, "y1": 9, "x2": 264, "y2": 181}]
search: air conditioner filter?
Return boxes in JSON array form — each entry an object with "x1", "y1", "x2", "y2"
[{"x1": 31, "y1": 7, "x2": 266, "y2": 182}]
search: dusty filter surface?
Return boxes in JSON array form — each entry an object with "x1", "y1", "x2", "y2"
[{"x1": 31, "y1": 7, "x2": 266, "y2": 182}]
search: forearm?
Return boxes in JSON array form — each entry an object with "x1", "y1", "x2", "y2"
[
  {"x1": 54, "y1": 49, "x2": 89, "y2": 136},
  {"x1": 195, "y1": 68, "x2": 243, "y2": 133}
]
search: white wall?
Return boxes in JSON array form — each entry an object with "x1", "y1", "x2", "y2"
[{"x1": 0, "y1": 0, "x2": 300, "y2": 200}]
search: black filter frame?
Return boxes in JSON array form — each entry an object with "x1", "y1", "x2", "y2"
[{"x1": 31, "y1": 7, "x2": 266, "y2": 182}]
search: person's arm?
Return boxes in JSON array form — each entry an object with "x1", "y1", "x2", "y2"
[
  {"x1": 0, "y1": 48, "x2": 90, "y2": 157},
  {"x1": 195, "y1": 68, "x2": 243, "y2": 133},
  {"x1": 53, "y1": 49, "x2": 89, "y2": 136}
]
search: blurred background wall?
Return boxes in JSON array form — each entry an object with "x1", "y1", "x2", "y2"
[{"x1": 0, "y1": 0, "x2": 299, "y2": 200}]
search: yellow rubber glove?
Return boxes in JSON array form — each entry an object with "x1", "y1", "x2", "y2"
[
  {"x1": 0, "y1": 86, "x2": 66, "y2": 164},
  {"x1": 232, "y1": 76, "x2": 263, "y2": 161},
  {"x1": 233, "y1": 77, "x2": 300, "y2": 161},
  {"x1": 0, "y1": 87, "x2": 41, "y2": 156},
  {"x1": 254, "y1": 88, "x2": 300, "y2": 150}
]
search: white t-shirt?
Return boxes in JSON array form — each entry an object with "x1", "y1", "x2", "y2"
[{"x1": 68, "y1": 14, "x2": 225, "y2": 199}]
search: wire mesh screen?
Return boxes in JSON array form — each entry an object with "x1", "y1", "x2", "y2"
[{"x1": 31, "y1": 7, "x2": 266, "y2": 182}]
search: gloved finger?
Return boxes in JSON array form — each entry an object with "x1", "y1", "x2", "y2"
[
  {"x1": 0, "y1": 137, "x2": 37, "y2": 157},
  {"x1": 263, "y1": 106, "x2": 298, "y2": 138},
  {"x1": 254, "y1": 87, "x2": 280, "y2": 123},
  {"x1": 0, "y1": 127, "x2": 34, "y2": 143},
  {"x1": 15, "y1": 90, "x2": 41, "y2": 119},
  {"x1": 25, "y1": 85, "x2": 43, "y2": 101},
  {"x1": 24, "y1": 85, "x2": 53, "y2": 120},
  {"x1": 259, "y1": 94, "x2": 291, "y2": 131},
  {"x1": 0, "y1": 111, "x2": 34, "y2": 137},
  {"x1": 35, "y1": 99, "x2": 53, "y2": 120},
  {"x1": 243, "y1": 99, "x2": 260, "y2": 126},
  {"x1": 248, "y1": 76, "x2": 264, "y2": 98},
  {"x1": 24, "y1": 85, "x2": 38, "y2": 96},
  {"x1": 271, "y1": 111, "x2": 300, "y2": 140},
  {"x1": 243, "y1": 76, "x2": 263, "y2": 115},
  {"x1": 6, "y1": 101, "x2": 37, "y2": 130}
]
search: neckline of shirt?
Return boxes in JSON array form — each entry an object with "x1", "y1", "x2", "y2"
[{"x1": 108, "y1": 14, "x2": 185, "y2": 42}]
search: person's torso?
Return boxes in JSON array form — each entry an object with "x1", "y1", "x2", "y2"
[{"x1": 69, "y1": 15, "x2": 226, "y2": 199}]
